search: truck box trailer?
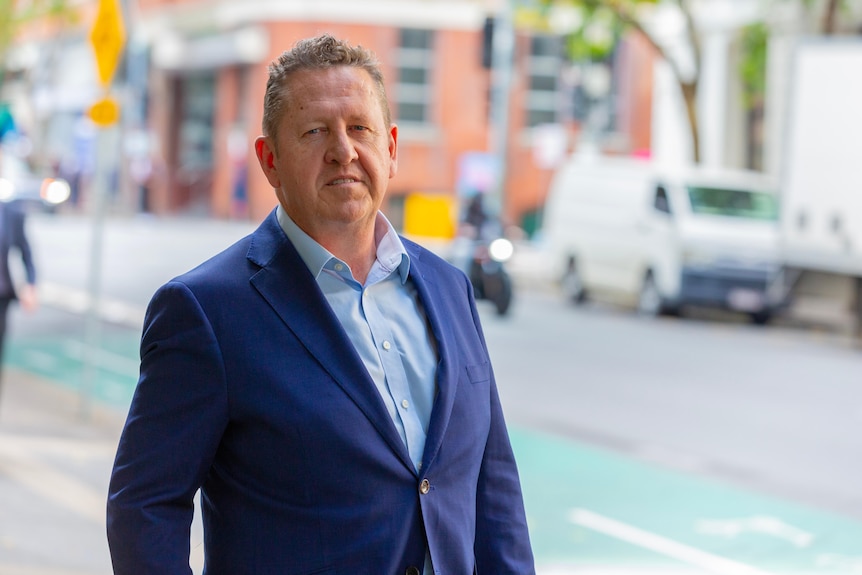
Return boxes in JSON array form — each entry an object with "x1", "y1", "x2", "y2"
[{"x1": 772, "y1": 38, "x2": 862, "y2": 334}]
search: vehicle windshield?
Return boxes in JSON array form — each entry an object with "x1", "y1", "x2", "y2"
[{"x1": 687, "y1": 186, "x2": 778, "y2": 221}]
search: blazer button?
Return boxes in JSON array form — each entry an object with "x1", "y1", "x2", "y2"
[
  {"x1": 419, "y1": 478, "x2": 431, "y2": 494},
  {"x1": 406, "y1": 567, "x2": 421, "y2": 575}
]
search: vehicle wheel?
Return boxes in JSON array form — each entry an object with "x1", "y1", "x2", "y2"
[
  {"x1": 561, "y1": 261, "x2": 586, "y2": 305},
  {"x1": 637, "y1": 272, "x2": 664, "y2": 317},
  {"x1": 749, "y1": 311, "x2": 771, "y2": 325},
  {"x1": 494, "y1": 272, "x2": 513, "y2": 316},
  {"x1": 468, "y1": 261, "x2": 485, "y2": 300}
]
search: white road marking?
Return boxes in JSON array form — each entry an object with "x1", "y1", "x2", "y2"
[
  {"x1": 0, "y1": 434, "x2": 118, "y2": 460},
  {"x1": 0, "y1": 438, "x2": 107, "y2": 525},
  {"x1": 569, "y1": 508, "x2": 778, "y2": 575},
  {"x1": 0, "y1": 564, "x2": 95, "y2": 575},
  {"x1": 695, "y1": 515, "x2": 814, "y2": 548},
  {"x1": 39, "y1": 282, "x2": 145, "y2": 328}
]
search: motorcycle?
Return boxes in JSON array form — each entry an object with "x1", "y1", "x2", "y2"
[
  {"x1": 456, "y1": 233, "x2": 515, "y2": 316},
  {"x1": 454, "y1": 194, "x2": 515, "y2": 316},
  {"x1": 466, "y1": 235, "x2": 515, "y2": 316}
]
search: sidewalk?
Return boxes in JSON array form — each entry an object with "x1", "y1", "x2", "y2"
[{"x1": 0, "y1": 367, "x2": 124, "y2": 575}]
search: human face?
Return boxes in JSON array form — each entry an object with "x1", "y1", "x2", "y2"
[{"x1": 255, "y1": 66, "x2": 398, "y2": 243}]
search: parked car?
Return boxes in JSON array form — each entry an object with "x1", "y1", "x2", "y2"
[
  {"x1": 0, "y1": 152, "x2": 71, "y2": 210},
  {"x1": 543, "y1": 153, "x2": 783, "y2": 324}
]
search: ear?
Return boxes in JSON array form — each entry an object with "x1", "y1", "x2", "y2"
[
  {"x1": 254, "y1": 136, "x2": 281, "y2": 189},
  {"x1": 388, "y1": 124, "x2": 398, "y2": 179}
]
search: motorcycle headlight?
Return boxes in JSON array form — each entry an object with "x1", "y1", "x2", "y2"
[
  {"x1": 0, "y1": 178, "x2": 14, "y2": 202},
  {"x1": 488, "y1": 238, "x2": 514, "y2": 263},
  {"x1": 41, "y1": 178, "x2": 71, "y2": 205}
]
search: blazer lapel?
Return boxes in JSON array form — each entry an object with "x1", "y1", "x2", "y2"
[
  {"x1": 245, "y1": 212, "x2": 413, "y2": 470},
  {"x1": 404, "y1": 243, "x2": 459, "y2": 472}
]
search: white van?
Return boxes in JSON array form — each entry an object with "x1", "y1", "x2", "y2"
[{"x1": 542, "y1": 153, "x2": 782, "y2": 323}]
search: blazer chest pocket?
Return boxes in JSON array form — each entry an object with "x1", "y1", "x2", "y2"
[{"x1": 465, "y1": 362, "x2": 490, "y2": 384}]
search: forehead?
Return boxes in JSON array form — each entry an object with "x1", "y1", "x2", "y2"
[{"x1": 284, "y1": 67, "x2": 381, "y2": 117}]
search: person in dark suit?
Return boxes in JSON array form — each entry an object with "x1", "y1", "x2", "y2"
[
  {"x1": 0, "y1": 151, "x2": 38, "y2": 386},
  {"x1": 106, "y1": 34, "x2": 535, "y2": 574}
]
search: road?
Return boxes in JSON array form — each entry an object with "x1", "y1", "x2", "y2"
[
  {"x1": 480, "y1": 291, "x2": 862, "y2": 573},
  {"x1": 2, "y1": 211, "x2": 861, "y2": 574},
  {"x1": 485, "y1": 291, "x2": 862, "y2": 521}
]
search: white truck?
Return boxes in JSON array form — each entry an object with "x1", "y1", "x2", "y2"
[
  {"x1": 543, "y1": 152, "x2": 782, "y2": 323},
  {"x1": 772, "y1": 38, "x2": 862, "y2": 334}
]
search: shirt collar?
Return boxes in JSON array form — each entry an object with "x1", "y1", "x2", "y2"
[{"x1": 276, "y1": 205, "x2": 410, "y2": 284}]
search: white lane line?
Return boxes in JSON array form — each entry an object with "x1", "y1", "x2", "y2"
[
  {"x1": 568, "y1": 508, "x2": 778, "y2": 575},
  {"x1": 0, "y1": 433, "x2": 118, "y2": 460},
  {"x1": 0, "y1": 440, "x2": 106, "y2": 525},
  {"x1": 39, "y1": 282, "x2": 145, "y2": 328},
  {"x1": 0, "y1": 564, "x2": 94, "y2": 575}
]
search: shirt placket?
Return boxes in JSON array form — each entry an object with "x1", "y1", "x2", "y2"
[{"x1": 361, "y1": 281, "x2": 427, "y2": 471}]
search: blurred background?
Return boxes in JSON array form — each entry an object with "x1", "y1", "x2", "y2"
[{"x1": 1, "y1": 0, "x2": 862, "y2": 573}]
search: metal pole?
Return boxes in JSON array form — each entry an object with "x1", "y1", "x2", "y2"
[
  {"x1": 79, "y1": 125, "x2": 114, "y2": 420},
  {"x1": 487, "y1": 0, "x2": 515, "y2": 221}
]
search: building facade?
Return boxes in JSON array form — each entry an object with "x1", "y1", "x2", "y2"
[
  {"x1": 133, "y1": 0, "x2": 599, "y2": 232},
  {"x1": 5, "y1": 0, "x2": 658, "y2": 234}
]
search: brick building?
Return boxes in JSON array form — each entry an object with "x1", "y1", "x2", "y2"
[{"x1": 6, "y1": 0, "x2": 657, "y2": 235}]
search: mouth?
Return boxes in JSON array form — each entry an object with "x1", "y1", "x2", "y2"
[{"x1": 328, "y1": 177, "x2": 360, "y2": 186}]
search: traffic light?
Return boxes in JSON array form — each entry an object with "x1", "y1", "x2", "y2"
[{"x1": 482, "y1": 16, "x2": 494, "y2": 69}]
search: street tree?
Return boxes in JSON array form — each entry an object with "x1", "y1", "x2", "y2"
[
  {"x1": 524, "y1": 0, "x2": 706, "y2": 161},
  {"x1": 0, "y1": 0, "x2": 77, "y2": 128},
  {"x1": 809, "y1": 0, "x2": 857, "y2": 34},
  {"x1": 524, "y1": 0, "x2": 861, "y2": 164}
]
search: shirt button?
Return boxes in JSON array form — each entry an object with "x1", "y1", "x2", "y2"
[
  {"x1": 419, "y1": 479, "x2": 430, "y2": 494},
  {"x1": 334, "y1": 263, "x2": 344, "y2": 271},
  {"x1": 406, "y1": 567, "x2": 421, "y2": 575},
  {"x1": 401, "y1": 399, "x2": 409, "y2": 409},
  {"x1": 382, "y1": 340, "x2": 391, "y2": 351}
]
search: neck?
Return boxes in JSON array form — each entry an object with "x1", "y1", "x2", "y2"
[{"x1": 320, "y1": 222, "x2": 379, "y2": 285}]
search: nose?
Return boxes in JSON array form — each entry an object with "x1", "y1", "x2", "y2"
[{"x1": 325, "y1": 129, "x2": 359, "y2": 165}]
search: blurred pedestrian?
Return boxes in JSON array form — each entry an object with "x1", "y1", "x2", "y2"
[
  {"x1": 106, "y1": 34, "x2": 535, "y2": 574},
  {"x1": 0, "y1": 147, "x2": 38, "y2": 388},
  {"x1": 463, "y1": 191, "x2": 489, "y2": 236}
]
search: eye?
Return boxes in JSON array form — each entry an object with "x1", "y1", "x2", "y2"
[{"x1": 350, "y1": 125, "x2": 369, "y2": 132}]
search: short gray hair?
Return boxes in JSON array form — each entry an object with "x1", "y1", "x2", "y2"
[{"x1": 261, "y1": 34, "x2": 391, "y2": 143}]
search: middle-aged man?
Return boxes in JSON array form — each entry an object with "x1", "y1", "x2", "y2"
[{"x1": 107, "y1": 34, "x2": 535, "y2": 574}]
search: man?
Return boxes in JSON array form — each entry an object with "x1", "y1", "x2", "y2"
[
  {"x1": 107, "y1": 34, "x2": 535, "y2": 574},
  {"x1": 0, "y1": 147, "x2": 38, "y2": 387}
]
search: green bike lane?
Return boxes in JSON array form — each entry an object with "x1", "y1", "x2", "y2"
[
  {"x1": 512, "y1": 428, "x2": 862, "y2": 574},
  {"x1": 7, "y1": 335, "x2": 862, "y2": 574},
  {"x1": 5, "y1": 332, "x2": 141, "y2": 409}
]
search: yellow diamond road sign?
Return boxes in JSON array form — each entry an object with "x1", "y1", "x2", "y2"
[{"x1": 89, "y1": 0, "x2": 126, "y2": 86}]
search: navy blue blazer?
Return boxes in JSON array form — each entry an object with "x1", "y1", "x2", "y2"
[{"x1": 107, "y1": 209, "x2": 535, "y2": 575}]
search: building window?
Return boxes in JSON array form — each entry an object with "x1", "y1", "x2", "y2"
[
  {"x1": 525, "y1": 34, "x2": 562, "y2": 127},
  {"x1": 395, "y1": 28, "x2": 434, "y2": 125},
  {"x1": 178, "y1": 72, "x2": 215, "y2": 174}
]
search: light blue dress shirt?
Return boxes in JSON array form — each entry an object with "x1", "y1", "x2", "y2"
[{"x1": 276, "y1": 206, "x2": 438, "y2": 574}]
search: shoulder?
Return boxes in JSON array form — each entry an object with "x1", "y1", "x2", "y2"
[
  {"x1": 401, "y1": 236, "x2": 465, "y2": 280},
  {"x1": 172, "y1": 211, "x2": 284, "y2": 288},
  {"x1": 174, "y1": 235, "x2": 255, "y2": 289}
]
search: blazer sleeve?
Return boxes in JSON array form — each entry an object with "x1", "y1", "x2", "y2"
[
  {"x1": 107, "y1": 281, "x2": 229, "y2": 574},
  {"x1": 468, "y1": 289, "x2": 536, "y2": 573}
]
